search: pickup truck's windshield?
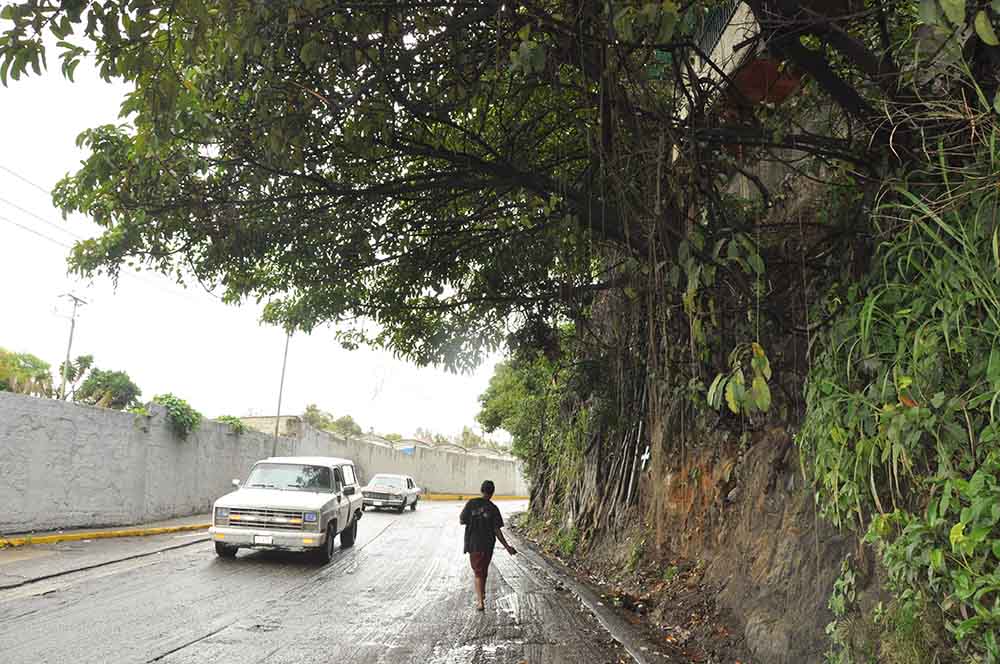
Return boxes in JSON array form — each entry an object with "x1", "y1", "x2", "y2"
[
  {"x1": 245, "y1": 464, "x2": 333, "y2": 491},
  {"x1": 370, "y1": 475, "x2": 406, "y2": 488}
]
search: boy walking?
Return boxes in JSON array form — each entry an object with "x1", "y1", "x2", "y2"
[{"x1": 460, "y1": 480, "x2": 516, "y2": 611}]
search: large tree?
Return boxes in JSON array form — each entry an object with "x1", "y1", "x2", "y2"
[
  {"x1": 4, "y1": 1, "x2": 972, "y2": 368},
  {"x1": 74, "y1": 367, "x2": 142, "y2": 409},
  {"x1": 6, "y1": 2, "x2": 1000, "y2": 659},
  {"x1": 0, "y1": 347, "x2": 53, "y2": 396}
]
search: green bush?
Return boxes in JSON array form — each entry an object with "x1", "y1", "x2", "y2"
[
  {"x1": 216, "y1": 415, "x2": 249, "y2": 435},
  {"x1": 801, "y1": 105, "x2": 1000, "y2": 662},
  {"x1": 152, "y1": 393, "x2": 202, "y2": 438},
  {"x1": 554, "y1": 526, "x2": 579, "y2": 558}
]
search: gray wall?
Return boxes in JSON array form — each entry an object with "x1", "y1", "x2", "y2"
[
  {"x1": 293, "y1": 426, "x2": 529, "y2": 498},
  {"x1": 0, "y1": 392, "x2": 527, "y2": 534}
]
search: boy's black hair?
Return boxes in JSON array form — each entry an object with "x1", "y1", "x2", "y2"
[{"x1": 480, "y1": 480, "x2": 496, "y2": 495}]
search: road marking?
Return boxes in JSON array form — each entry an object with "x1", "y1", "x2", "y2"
[{"x1": 0, "y1": 523, "x2": 211, "y2": 549}]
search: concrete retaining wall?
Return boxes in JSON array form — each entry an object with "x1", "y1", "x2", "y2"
[
  {"x1": 0, "y1": 391, "x2": 527, "y2": 534},
  {"x1": 293, "y1": 426, "x2": 528, "y2": 499}
]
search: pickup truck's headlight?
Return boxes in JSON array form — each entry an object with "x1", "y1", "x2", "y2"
[
  {"x1": 214, "y1": 507, "x2": 230, "y2": 525},
  {"x1": 303, "y1": 511, "x2": 319, "y2": 531}
]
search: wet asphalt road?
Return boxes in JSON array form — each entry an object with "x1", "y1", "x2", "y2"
[{"x1": 0, "y1": 501, "x2": 629, "y2": 664}]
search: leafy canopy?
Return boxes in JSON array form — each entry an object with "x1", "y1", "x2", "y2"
[
  {"x1": 75, "y1": 367, "x2": 142, "y2": 409},
  {"x1": 303, "y1": 404, "x2": 363, "y2": 438},
  {"x1": 0, "y1": 347, "x2": 52, "y2": 396}
]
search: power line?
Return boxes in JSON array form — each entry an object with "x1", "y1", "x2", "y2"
[
  {"x1": 0, "y1": 171, "x2": 227, "y2": 309},
  {"x1": 0, "y1": 195, "x2": 87, "y2": 242},
  {"x1": 0, "y1": 163, "x2": 53, "y2": 196},
  {"x1": 0, "y1": 212, "x2": 220, "y2": 308},
  {"x1": 0, "y1": 212, "x2": 73, "y2": 249}
]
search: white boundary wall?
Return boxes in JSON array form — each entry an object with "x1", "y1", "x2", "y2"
[{"x1": 0, "y1": 391, "x2": 527, "y2": 534}]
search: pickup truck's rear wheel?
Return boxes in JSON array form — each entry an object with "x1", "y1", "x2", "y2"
[
  {"x1": 214, "y1": 542, "x2": 238, "y2": 559},
  {"x1": 340, "y1": 518, "x2": 357, "y2": 548},
  {"x1": 316, "y1": 527, "x2": 335, "y2": 564}
]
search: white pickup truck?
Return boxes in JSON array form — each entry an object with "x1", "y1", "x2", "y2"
[{"x1": 210, "y1": 456, "x2": 363, "y2": 563}]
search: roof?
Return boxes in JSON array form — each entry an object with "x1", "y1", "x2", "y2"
[
  {"x1": 259, "y1": 456, "x2": 354, "y2": 467},
  {"x1": 369, "y1": 472, "x2": 410, "y2": 479}
]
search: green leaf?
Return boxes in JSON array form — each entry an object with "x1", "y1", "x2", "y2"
[
  {"x1": 300, "y1": 39, "x2": 325, "y2": 67},
  {"x1": 727, "y1": 239, "x2": 740, "y2": 261},
  {"x1": 939, "y1": 0, "x2": 966, "y2": 26},
  {"x1": 750, "y1": 342, "x2": 768, "y2": 368},
  {"x1": 988, "y1": 346, "x2": 1000, "y2": 389},
  {"x1": 725, "y1": 371, "x2": 745, "y2": 414},
  {"x1": 930, "y1": 548, "x2": 944, "y2": 570},
  {"x1": 949, "y1": 521, "x2": 965, "y2": 551},
  {"x1": 920, "y1": 0, "x2": 941, "y2": 23},
  {"x1": 707, "y1": 373, "x2": 725, "y2": 408},
  {"x1": 975, "y1": 10, "x2": 1000, "y2": 45},
  {"x1": 750, "y1": 374, "x2": 772, "y2": 412},
  {"x1": 994, "y1": 90, "x2": 1000, "y2": 115}
]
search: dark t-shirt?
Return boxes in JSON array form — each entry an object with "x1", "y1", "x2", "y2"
[{"x1": 460, "y1": 497, "x2": 503, "y2": 554}]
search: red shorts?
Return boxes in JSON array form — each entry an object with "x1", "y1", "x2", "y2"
[{"x1": 469, "y1": 551, "x2": 493, "y2": 578}]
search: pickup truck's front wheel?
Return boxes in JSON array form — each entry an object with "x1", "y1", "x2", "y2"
[
  {"x1": 316, "y1": 527, "x2": 335, "y2": 564},
  {"x1": 215, "y1": 542, "x2": 238, "y2": 559},
  {"x1": 340, "y1": 517, "x2": 357, "y2": 548}
]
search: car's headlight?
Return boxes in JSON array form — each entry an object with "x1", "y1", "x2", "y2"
[
  {"x1": 214, "y1": 507, "x2": 230, "y2": 525},
  {"x1": 303, "y1": 511, "x2": 319, "y2": 531}
]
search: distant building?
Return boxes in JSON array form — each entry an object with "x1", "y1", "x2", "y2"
[{"x1": 239, "y1": 415, "x2": 302, "y2": 437}]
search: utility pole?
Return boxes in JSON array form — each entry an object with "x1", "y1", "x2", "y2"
[
  {"x1": 59, "y1": 294, "x2": 87, "y2": 400},
  {"x1": 272, "y1": 330, "x2": 291, "y2": 456}
]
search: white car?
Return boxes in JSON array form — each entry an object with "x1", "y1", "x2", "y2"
[
  {"x1": 210, "y1": 456, "x2": 363, "y2": 563},
  {"x1": 362, "y1": 474, "x2": 421, "y2": 513}
]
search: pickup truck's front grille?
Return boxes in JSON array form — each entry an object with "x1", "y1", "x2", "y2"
[
  {"x1": 228, "y1": 507, "x2": 304, "y2": 530},
  {"x1": 364, "y1": 492, "x2": 399, "y2": 501}
]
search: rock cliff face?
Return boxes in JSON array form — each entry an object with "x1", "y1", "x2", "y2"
[
  {"x1": 573, "y1": 428, "x2": 865, "y2": 663},
  {"x1": 649, "y1": 428, "x2": 854, "y2": 663}
]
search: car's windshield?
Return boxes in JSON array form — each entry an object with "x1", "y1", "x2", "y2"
[
  {"x1": 369, "y1": 475, "x2": 406, "y2": 489},
  {"x1": 245, "y1": 463, "x2": 333, "y2": 491}
]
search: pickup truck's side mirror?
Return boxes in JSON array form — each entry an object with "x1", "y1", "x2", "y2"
[
  {"x1": 232, "y1": 479, "x2": 241, "y2": 488},
  {"x1": 343, "y1": 486, "x2": 356, "y2": 496}
]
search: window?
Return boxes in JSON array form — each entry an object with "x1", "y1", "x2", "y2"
[
  {"x1": 342, "y1": 464, "x2": 357, "y2": 486},
  {"x1": 406, "y1": 478, "x2": 413, "y2": 489},
  {"x1": 333, "y1": 467, "x2": 344, "y2": 491},
  {"x1": 245, "y1": 463, "x2": 333, "y2": 491},
  {"x1": 370, "y1": 475, "x2": 406, "y2": 488}
]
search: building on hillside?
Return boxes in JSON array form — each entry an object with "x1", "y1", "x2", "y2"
[{"x1": 392, "y1": 438, "x2": 434, "y2": 455}]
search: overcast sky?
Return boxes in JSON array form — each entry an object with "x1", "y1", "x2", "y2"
[{"x1": 0, "y1": 56, "x2": 506, "y2": 442}]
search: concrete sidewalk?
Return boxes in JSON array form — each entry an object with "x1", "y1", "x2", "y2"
[{"x1": 0, "y1": 514, "x2": 212, "y2": 549}]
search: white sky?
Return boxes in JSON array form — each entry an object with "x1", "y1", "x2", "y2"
[{"x1": 0, "y1": 58, "x2": 506, "y2": 442}]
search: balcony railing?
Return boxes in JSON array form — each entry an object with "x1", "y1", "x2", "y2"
[{"x1": 695, "y1": 0, "x2": 742, "y2": 57}]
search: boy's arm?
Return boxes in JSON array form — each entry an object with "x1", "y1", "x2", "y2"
[
  {"x1": 495, "y1": 526, "x2": 516, "y2": 554},
  {"x1": 459, "y1": 501, "x2": 470, "y2": 525}
]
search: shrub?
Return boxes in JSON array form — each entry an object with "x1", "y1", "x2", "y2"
[
  {"x1": 152, "y1": 393, "x2": 202, "y2": 438},
  {"x1": 216, "y1": 415, "x2": 249, "y2": 435}
]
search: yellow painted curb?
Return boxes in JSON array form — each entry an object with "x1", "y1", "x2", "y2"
[
  {"x1": 423, "y1": 494, "x2": 529, "y2": 501},
  {"x1": 0, "y1": 523, "x2": 211, "y2": 549}
]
